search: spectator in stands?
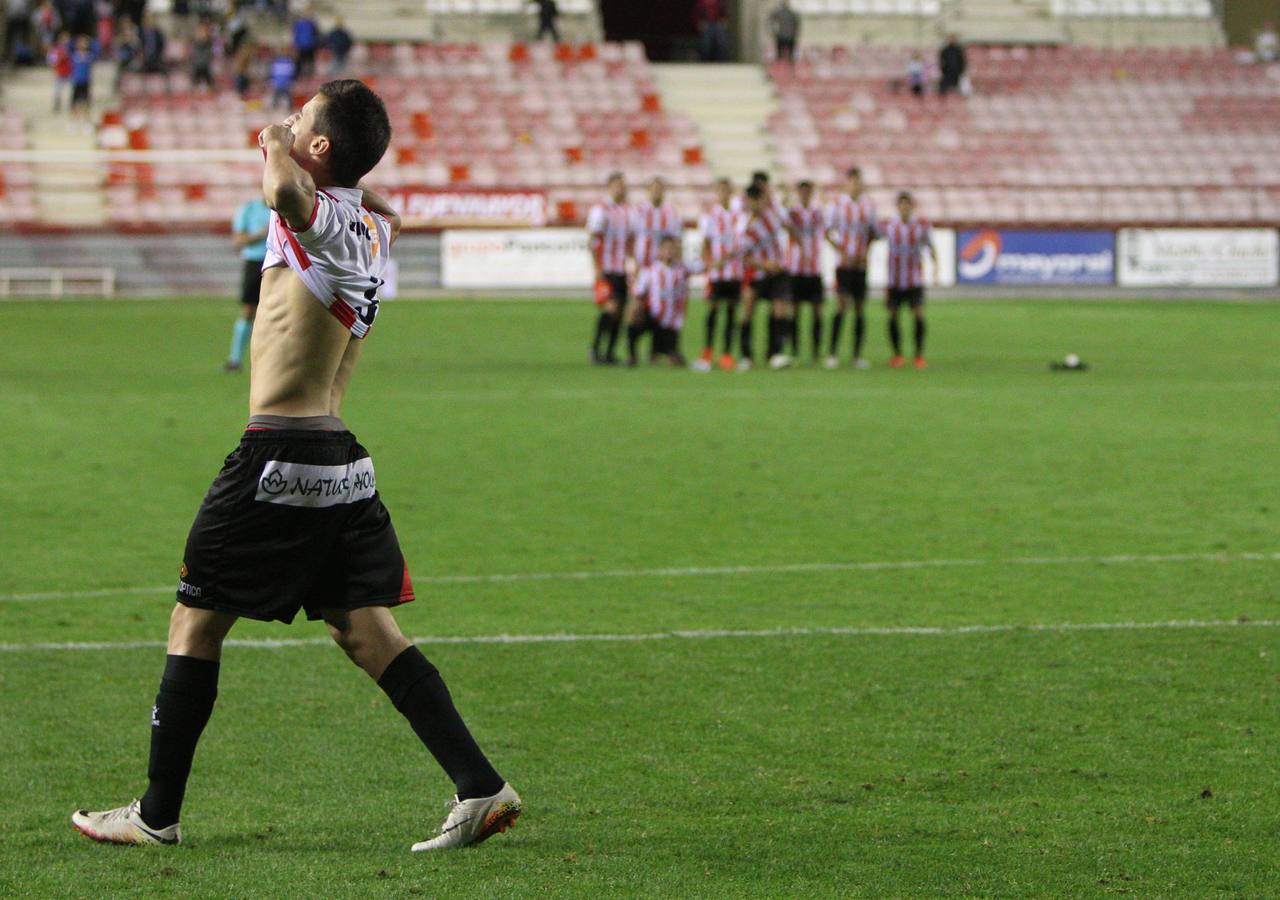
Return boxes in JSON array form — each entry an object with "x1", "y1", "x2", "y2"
[
  {"x1": 112, "y1": 16, "x2": 139, "y2": 91},
  {"x1": 694, "y1": 0, "x2": 728, "y2": 63},
  {"x1": 62, "y1": 0, "x2": 94, "y2": 38},
  {"x1": 68, "y1": 32, "x2": 93, "y2": 125},
  {"x1": 907, "y1": 52, "x2": 927, "y2": 97},
  {"x1": 190, "y1": 19, "x2": 213, "y2": 91},
  {"x1": 768, "y1": 0, "x2": 799, "y2": 64},
  {"x1": 529, "y1": 0, "x2": 558, "y2": 42},
  {"x1": 139, "y1": 12, "x2": 164, "y2": 73},
  {"x1": 5, "y1": 0, "x2": 32, "y2": 64},
  {"x1": 119, "y1": 0, "x2": 145, "y2": 28},
  {"x1": 232, "y1": 37, "x2": 255, "y2": 96},
  {"x1": 1256, "y1": 22, "x2": 1278, "y2": 64},
  {"x1": 326, "y1": 15, "x2": 352, "y2": 74},
  {"x1": 48, "y1": 29, "x2": 70, "y2": 110},
  {"x1": 32, "y1": 0, "x2": 58, "y2": 52},
  {"x1": 226, "y1": 8, "x2": 250, "y2": 56},
  {"x1": 291, "y1": 3, "x2": 318, "y2": 78},
  {"x1": 939, "y1": 34, "x2": 966, "y2": 96},
  {"x1": 269, "y1": 46, "x2": 295, "y2": 109}
]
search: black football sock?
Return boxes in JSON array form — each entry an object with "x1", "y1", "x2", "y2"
[
  {"x1": 140, "y1": 655, "x2": 220, "y2": 829},
  {"x1": 740, "y1": 319, "x2": 753, "y2": 360},
  {"x1": 811, "y1": 311, "x2": 823, "y2": 359},
  {"x1": 765, "y1": 316, "x2": 777, "y2": 356},
  {"x1": 783, "y1": 318, "x2": 796, "y2": 354},
  {"x1": 888, "y1": 317, "x2": 902, "y2": 355},
  {"x1": 627, "y1": 323, "x2": 645, "y2": 363},
  {"x1": 379, "y1": 646, "x2": 504, "y2": 801},
  {"x1": 704, "y1": 305, "x2": 718, "y2": 352},
  {"x1": 790, "y1": 310, "x2": 801, "y2": 356},
  {"x1": 853, "y1": 314, "x2": 867, "y2": 358},
  {"x1": 592, "y1": 311, "x2": 611, "y2": 358},
  {"x1": 604, "y1": 313, "x2": 621, "y2": 360},
  {"x1": 914, "y1": 317, "x2": 927, "y2": 357},
  {"x1": 829, "y1": 310, "x2": 844, "y2": 355},
  {"x1": 721, "y1": 303, "x2": 738, "y2": 354}
]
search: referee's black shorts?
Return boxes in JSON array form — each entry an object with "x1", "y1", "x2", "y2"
[{"x1": 241, "y1": 259, "x2": 264, "y2": 307}]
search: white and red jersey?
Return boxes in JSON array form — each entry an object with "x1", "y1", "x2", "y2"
[
  {"x1": 786, "y1": 204, "x2": 825, "y2": 276},
  {"x1": 734, "y1": 211, "x2": 786, "y2": 280},
  {"x1": 826, "y1": 193, "x2": 879, "y2": 265},
  {"x1": 586, "y1": 199, "x2": 632, "y2": 275},
  {"x1": 263, "y1": 186, "x2": 394, "y2": 339},
  {"x1": 630, "y1": 201, "x2": 682, "y2": 268},
  {"x1": 882, "y1": 215, "x2": 934, "y2": 290},
  {"x1": 699, "y1": 204, "x2": 743, "y2": 282},
  {"x1": 634, "y1": 261, "x2": 691, "y2": 330}
]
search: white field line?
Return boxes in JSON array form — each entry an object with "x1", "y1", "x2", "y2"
[
  {"x1": 0, "y1": 618, "x2": 1276, "y2": 654},
  {"x1": 2, "y1": 550, "x2": 1278, "y2": 605}
]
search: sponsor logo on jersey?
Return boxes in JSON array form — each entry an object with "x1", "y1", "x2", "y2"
[{"x1": 254, "y1": 458, "x2": 377, "y2": 508}]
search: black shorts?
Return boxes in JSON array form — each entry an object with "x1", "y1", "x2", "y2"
[
  {"x1": 709, "y1": 280, "x2": 741, "y2": 303},
  {"x1": 836, "y1": 267, "x2": 868, "y2": 301},
  {"x1": 651, "y1": 325, "x2": 680, "y2": 357},
  {"x1": 604, "y1": 272, "x2": 628, "y2": 304},
  {"x1": 71, "y1": 82, "x2": 90, "y2": 105},
  {"x1": 751, "y1": 273, "x2": 788, "y2": 302},
  {"x1": 790, "y1": 274, "x2": 823, "y2": 303},
  {"x1": 177, "y1": 428, "x2": 414, "y2": 624},
  {"x1": 240, "y1": 259, "x2": 263, "y2": 306},
  {"x1": 887, "y1": 287, "x2": 925, "y2": 310}
]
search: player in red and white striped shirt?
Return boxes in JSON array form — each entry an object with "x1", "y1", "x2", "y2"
[
  {"x1": 585, "y1": 171, "x2": 633, "y2": 365},
  {"x1": 693, "y1": 177, "x2": 743, "y2": 372},
  {"x1": 726, "y1": 183, "x2": 792, "y2": 370},
  {"x1": 785, "y1": 180, "x2": 826, "y2": 362},
  {"x1": 626, "y1": 176, "x2": 682, "y2": 365},
  {"x1": 881, "y1": 191, "x2": 936, "y2": 369},
  {"x1": 825, "y1": 167, "x2": 879, "y2": 369},
  {"x1": 633, "y1": 235, "x2": 692, "y2": 366}
]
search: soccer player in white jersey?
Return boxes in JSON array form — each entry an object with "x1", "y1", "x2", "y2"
[
  {"x1": 585, "y1": 171, "x2": 633, "y2": 365},
  {"x1": 71, "y1": 80, "x2": 521, "y2": 854},
  {"x1": 882, "y1": 190, "x2": 936, "y2": 369},
  {"x1": 633, "y1": 234, "x2": 693, "y2": 366},
  {"x1": 626, "y1": 176, "x2": 682, "y2": 366},
  {"x1": 785, "y1": 180, "x2": 826, "y2": 363},
  {"x1": 694, "y1": 177, "x2": 743, "y2": 372},
  {"x1": 825, "y1": 166, "x2": 878, "y2": 369}
]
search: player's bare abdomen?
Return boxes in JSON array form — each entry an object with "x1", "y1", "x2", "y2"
[{"x1": 249, "y1": 267, "x2": 355, "y2": 418}]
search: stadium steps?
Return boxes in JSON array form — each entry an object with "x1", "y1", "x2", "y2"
[
  {"x1": 653, "y1": 64, "x2": 779, "y2": 182},
  {"x1": 1, "y1": 68, "x2": 107, "y2": 227},
  {"x1": 943, "y1": 0, "x2": 1067, "y2": 44},
  {"x1": 315, "y1": 0, "x2": 602, "y2": 43}
]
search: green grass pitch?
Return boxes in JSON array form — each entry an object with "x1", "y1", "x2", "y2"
[{"x1": 1, "y1": 297, "x2": 1277, "y2": 897}]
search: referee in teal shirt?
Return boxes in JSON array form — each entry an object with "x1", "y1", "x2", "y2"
[{"x1": 225, "y1": 196, "x2": 272, "y2": 372}]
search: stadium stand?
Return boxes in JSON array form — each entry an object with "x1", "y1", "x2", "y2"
[
  {"x1": 767, "y1": 44, "x2": 1280, "y2": 226},
  {"x1": 102, "y1": 41, "x2": 712, "y2": 228},
  {"x1": 0, "y1": 111, "x2": 38, "y2": 224}
]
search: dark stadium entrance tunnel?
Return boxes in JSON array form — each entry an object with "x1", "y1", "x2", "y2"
[{"x1": 600, "y1": 0, "x2": 740, "y2": 61}]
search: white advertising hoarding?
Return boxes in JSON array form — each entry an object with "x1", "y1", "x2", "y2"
[
  {"x1": 1118, "y1": 229, "x2": 1279, "y2": 288},
  {"x1": 444, "y1": 228, "x2": 957, "y2": 290}
]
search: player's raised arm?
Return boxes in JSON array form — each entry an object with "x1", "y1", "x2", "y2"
[
  {"x1": 358, "y1": 184, "x2": 402, "y2": 244},
  {"x1": 259, "y1": 122, "x2": 317, "y2": 230}
]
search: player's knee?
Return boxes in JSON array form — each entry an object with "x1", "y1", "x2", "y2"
[{"x1": 167, "y1": 604, "x2": 234, "y2": 657}]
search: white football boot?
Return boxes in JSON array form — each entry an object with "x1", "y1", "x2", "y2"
[
  {"x1": 822, "y1": 355, "x2": 839, "y2": 370},
  {"x1": 853, "y1": 357, "x2": 871, "y2": 370},
  {"x1": 768, "y1": 353, "x2": 794, "y2": 370},
  {"x1": 689, "y1": 358, "x2": 713, "y2": 372},
  {"x1": 72, "y1": 800, "x2": 180, "y2": 846},
  {"x1": 411, "y1": 783, "x2": 521, "y2": 852},
  {"x1": 735, "y1": 357, "x2": 753, "y2": 372}
]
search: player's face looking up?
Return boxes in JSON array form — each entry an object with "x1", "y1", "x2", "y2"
[
  {"x1": 649, "y1": 178, "x2": 665, "y2": 204},
  {"x1": 657, "y1": 237, "x2": 677, "y2": 264},
  {"x1": 715, "y1": 179, "x2": 732, "y2": 205},
  {"x1": 898, "y1": 195, "x2": 915, "y2": 219},
  {"x1": 797, "y1": 183, "x2": 813, "y2": 206},
  {"x1": 279, "y1": 96, "x2": 332, "y2": 183},
  {"x1": 847, "y1": 170, "x2": 863, "y2": 195}
]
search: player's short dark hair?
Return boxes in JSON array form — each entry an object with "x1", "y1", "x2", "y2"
[
  {"x1": 846, "y1": 166, "x2": 862, "y2": 179},
  {"x1": 897, "y1": 190, "x2": 913, "y2": 202},
  {"x1": 715, "y1": 176, "x2": 731, "y2": 187},
  {"x1": 659, "y1": 234, "x2": 678, "y2": 245},
  {"x1": 797, "y1": 180, "x2": 814, "y2": 189},
  {"x1": 607, "y1": 171, "x2": 624, "y2": 185},
  {"x1": 745, "y1": 184, "x2": 764, "y2": 200},
  {"x1": 314, "y1": 80, "x2": 391, "y2": 187},
  {"x1": 750, "y1": 170, "x2": 770, "y2": 185}
]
